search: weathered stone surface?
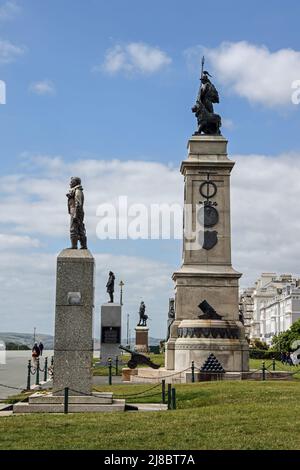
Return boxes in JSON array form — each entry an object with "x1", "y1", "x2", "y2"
[
  {"x1": 29, "y1": 391, "x2": 113, "y2": 404},
  {"x1": 53, "y1": 249, "x2": 95, "y2": 396},
  {"x1": 165, "y1": 135, "x2": 249, "y2": 374},
  {"x1": 54, "y1": 306, "x2": 93, "y2": 350},
  {"x1": 135, "y1": 326, "x2": 149, "y2": 353},
  {"x1": 100, "y1": 303, "x2": 121, "y2": 360},
  {"x1": 101, "y1": 303, "x2": 122, "y2": 327},
  {"x1": 53, "y1": 351, "x2": 93, "y2": 395},
  {"x1": 187, "y1": 135, "x2": 228, "y2": 156},
  {"x1": 55, "y1": 249, "x2": 94, "y2": 307},
  {"x1": 13, "y1": 400, "x2": 126, "y2": 413}
]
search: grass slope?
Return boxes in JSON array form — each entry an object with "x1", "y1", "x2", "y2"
[{"x1": 1, "y1": 381, "x2": 300, "y2": 450}]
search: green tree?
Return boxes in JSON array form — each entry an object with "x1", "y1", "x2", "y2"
[
  {"x1": 250, "y1": 338, "x2": 269, "y2": 350},
  {"x1": 271, "y1": 318, "x2": 300, "y2": 351}
]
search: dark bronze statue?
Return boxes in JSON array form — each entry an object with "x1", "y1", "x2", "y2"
[
  {"x1": 66, "y1": 176, "x2": 87, "y2": 249},
  {"x1": 137, "y1": 301, "x2": 148, "y2": 326},
  {"x1": 192, "y1": 56, "x2": 222, "y2": 135},
  {"x1": 106, "y1": 271, "x2": 115, "y2": 303},
  {"x1": 198, "y1": 300, "x2": 223, "y2": 320},
  {"x1": 166, "y1": 298, "x2": 175, "y2": 340},
  {"x1": 119, "y1": 345, "x2": 160, "y2": 369}
]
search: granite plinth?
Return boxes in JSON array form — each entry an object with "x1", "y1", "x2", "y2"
[
  {"x1": 100, "y1": 303, "x2": 121, "y2": 360},
  {"x1": 135, "y1": 326, "x2": 149, "y2": 353},
  {"x1": 53, "y1": 249, "x2": 95, "y2": 396}
]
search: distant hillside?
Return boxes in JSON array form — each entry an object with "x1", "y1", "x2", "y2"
[
  {"x1": 0, "y1": 333, "x2": 163, "y2": 350},
  {"x1": 0, "y1": 332, "x2": 54, "y2": 349}
]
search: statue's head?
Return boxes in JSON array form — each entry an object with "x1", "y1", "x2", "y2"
[
  {"x1": 70, "y1": 176, "x2": 81, "y2": 188},
  {"x1": 201, "y1": 71, "x2": 212, "y2": 84},
  {"x1": 109, "y1": 271, "x2": 114, "y2": 276}
]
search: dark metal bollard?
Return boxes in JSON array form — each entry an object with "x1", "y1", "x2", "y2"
[
  {"x1": 35, "y1": 358, "x2": 40, "y2": 385},
  {"x1": 64, "y1": 387, "x2": 69, "y2": 414},
  {"x1": 108, "y1": 357, "x2": 112, "y2": 385},
  {"x1": 44, "y1": 357, "x2": 48, "y2": 381},
  {"x1": 171, "y1": 387, "x2": 176, "y2": 410},
  {"x1": 191, "y1": 361, "x2": 195, "y2": 383},
  {"x1": 115, "y1": 356, "x2": 119, "y2": 376},
  {"x1": 162, "y1": 379, "x2": 166, "y2": 404},
  {"x1": 262, "y1": 361, "x2": 266, "y2": 381},
  {"x1": 27, "y1": 360, "x2": 31, "y2": 390},
  {"x1": 272, "y1": 357, "x2": 276, "y2": 371},
  {"x1": 167, "y1": 383, "x2": 172, "y2": 410}
]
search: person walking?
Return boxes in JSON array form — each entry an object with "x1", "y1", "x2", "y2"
[
  {"x1": 38, "y1": 341, "x2": 44, "y2": 356},
  {"x1": 32, "y1": 342, "x2": 40, "y2": 367}
]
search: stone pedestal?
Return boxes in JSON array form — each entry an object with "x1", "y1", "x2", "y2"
[
  {"x1": 165, "y1": 135, "x2": 249, "y2": 373},
  {"x1": 135, "y1": 326, "x2": 149, "y2": 353},
  {"x1": 53, "y1": 249, "x2": 95, "y2": 396},
  {"x1": 100, "y1": 303, "x2": 121, "y2": 360}
]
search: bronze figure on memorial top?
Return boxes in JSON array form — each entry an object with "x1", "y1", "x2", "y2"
[
  {"x1": 192, "y1": 56, "x2": 222, "y2": 136},
  {"x1": 106, "y1": 271, "x2": 115, "y2": 303},
  {"x1": 66, "y1": 176, "x2": 87, "y2": 250},
  {"x1": 137, "y1": 301, "x2": 148, "y2": 327}
]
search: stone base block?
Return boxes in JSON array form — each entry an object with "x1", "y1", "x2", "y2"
[
  {"x1": 100, "y1": 303, "x2": 122, "y2": 361},
  {"x1": 13, "y1": 392, "x2": 125, "y2": 413},
  {"x1": 53, "y1": 350, "x2": 93, "y2": 396},
  {"x1": 28, "y1": 391, "x2": 113, "y2": 404},
  {"x1": 172, "y1": 319, "x2": 249, "y2": 372},
  {"x1": 122, "y1": 368, "x2": 294, "y2": 384},
  {"x1": 122, "y1": 368, "x2": 138, "y2": 382},
  {"x1": 135, "y1": 326, "x2": 149, "y2": 353}
]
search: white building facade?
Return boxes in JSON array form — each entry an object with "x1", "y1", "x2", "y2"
[{"x1": 240, "y1": 273, "x2": 300, "y2": 345}]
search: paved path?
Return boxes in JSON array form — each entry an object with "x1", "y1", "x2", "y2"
[
  {"x1": 0, "y1": 351, "x2": 53, "y2": 400},
  {"x1": 0, "y1": 352, "x2": 135, "y2": 400}
]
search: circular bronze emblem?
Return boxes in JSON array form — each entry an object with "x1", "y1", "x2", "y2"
[
  {"x1": 199, "y1": 181, "x2": 217, "y2": 199},
  {"x1": 198, "y1": 205, "x2": 219, "y2": 227}
]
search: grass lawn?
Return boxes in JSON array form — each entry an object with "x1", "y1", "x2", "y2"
[
  {"x1": 92, "y1": 353, "x2": 300, "y2": 377},
  {"x1": 1, "y1": 380, "x2": 300, "y2": 450},
  {"x1": 93, "y1": 353, "x2": 165, "y2": 376}
]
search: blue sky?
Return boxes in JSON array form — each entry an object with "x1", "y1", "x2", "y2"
[{"x1": 1, "y1": 0, "x2": 300, "y2": 338}]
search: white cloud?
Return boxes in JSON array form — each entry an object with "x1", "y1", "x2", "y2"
[
  {"x1": 0, "y1": 38, "x2": 25, "y2": 64},
  {"x1": 29, "y1": 80, "x2": 56, "y2": 95},
  {"x1": 0, "y1": 155, "x2": 181, "y2": 238},
  {"x1": 186, "y1": 41, "x2": 300, "y2": 107},
  {"x1": 99, "y1": 42, "x2": 172, "y2": 75},
  {"x1": 0, "y1": 234, "x2": 40, "y2": 249},
  {"x1": 0, "y1": 1, "x2": 21, "y2": 21},
  {"x1": 222, "y1": 118, "x2": 235, "y2": 130}
]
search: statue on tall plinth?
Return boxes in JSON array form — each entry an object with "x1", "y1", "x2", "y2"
[
  {"x1": 66, "y1": 176, "x2": 87, "y2": 249},
  {"x1": 192, "y1": 56, "x2": 221, "y2": 136},
  {"x1": 106, "y1": 271, "x2": 115, "y2": 303},
  {"x1": 137, "y1": 301, "x2": 148, "y2": 326},
  {"x1": 166, "y1": 298, "x2": 175, "y2": 340}
]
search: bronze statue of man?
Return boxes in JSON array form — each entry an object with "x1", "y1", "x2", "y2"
[
  {"x1": 106, "y1": 271, "x2": 115, "y2": 303},
  {"x1": 138, "y1": 301, "x2": 148, "y2": 326},
  {"x1": 66, "y1": 176, "x2": 87, "y2": 249}
]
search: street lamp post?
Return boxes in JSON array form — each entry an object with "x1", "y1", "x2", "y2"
[
  {"x1": 119, "y1": 280, "x2": 124, "y2": 306},
  {"x1": 126, "y1": 313, "x2": 130, "y2": 347},
  {"x1": 33, "y1": 327, "x2": 36, "y2": 344}
]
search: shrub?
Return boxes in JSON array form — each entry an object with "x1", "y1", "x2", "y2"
[{"x1": 249, "y1": 349, "x2": 281, "y2": 360}]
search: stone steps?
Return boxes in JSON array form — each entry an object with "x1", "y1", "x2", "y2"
[
  {"x1": 13, "y1": 398, "x2": 125, "y2": 413},
  {"x1": 28, "y1": 391, "x2": 113, "y2": 405}
]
